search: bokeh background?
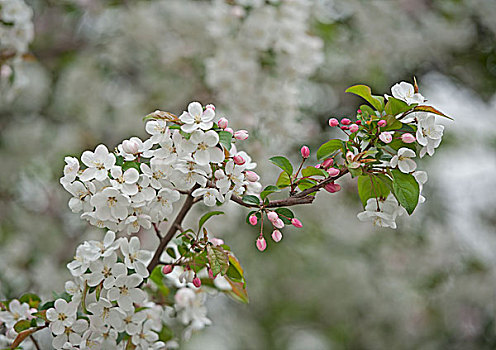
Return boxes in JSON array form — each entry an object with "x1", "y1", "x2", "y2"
[{"x1": 1, "y1": 0, "x2": 496, "y2": 349}]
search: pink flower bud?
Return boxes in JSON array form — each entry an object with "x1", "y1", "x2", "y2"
[
  {"x1": 322, "y1": 158, "x2": 334, "y2": 169},
  {"x1": 210, "y1": 237, "x2": 224, "y2": 246},
  {"x1": 256, "y1": 236, "x2": 267, "y2": 251},
  {"x1": 193, "y1": 276, "x2": 202, "y2": 288},
  {"x1": 267, "y1": 211, "x2": 278, "y2": 222},
  {"x1": 273, "y1": 218, "x2": 285, "y2": 229},
  {"x1": 233, "y1": 155, "x2": 245, "y2": 165},
  {"x1": 218, "y1": 117, "x2": 228, "y2": 129},
  {"x1": 208, "y1": 268, "x2": 215, "y2": 279},
  {"x1": 291, "y1": 218, "x2": 303, "y2": 228},
  {"x1": 328, "y1": 118, "x2": 339, "y2": 127},
  {"x1": 341, "y1": 118, "x2": 351, "y2": 125},
  {"x1": 122, "y1": 140, "x2": 140, "y2": 154},
  {"x1": 245, "y1": 171, "x2": 260, "y2": 182},
  {"x1": 162, "y1": 265, "x2": 174, "y2": 275},
  {"x1": 341, "y1": 126, "x2": 349, "y2": 130},
  {"x1": 379, "y1": 131, "x2": 393, "y2": 144},
  {"x1": 401, "y1": 133, "x2": 416, "y2": 143},
  {"x1": 206, "y1": 104, "x2": 215, "y2": 111},
  {"x1": 234, "y1": 130, "x2": 249, "y2": 140},
  {"x1": 325, "y1": 182, "x2": 341, "y2": 193},
  {"x1": 356, "y1": 120, "x2": 362, "y2": 125},
  {"x1": 357, "y1": 109, "x2": 362, "y2": 113},
  {"x1": 271, "y1": 230, "x2": 282, "y2": 242},
  {"x1": 327, "y1": 167, "x2": 340, "y2": 177},
  {"x1": 225, "y1": 127, "x2": 234, "y2": 135},
  {"x1": 301, "y1": 145, "x2": 310, "y2": 159},
  {"x1": 349, "y1": 124, "x2": 359, "y2": 133},
  {"x1": 249, "y1": 214, "x2": 258, "y2": 226},
  {"x1": 378, "y1": 120, "x2": 387, "y2": 127},
  {"x1": 315, "y1": 164, "x2": 321, "y2": 169}
]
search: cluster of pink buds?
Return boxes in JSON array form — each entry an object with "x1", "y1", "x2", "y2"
[
  {"x1": 252, "y1": 211, "x2": 303, "y2": 251},
  {"x1": 216, "y1": 116, "x2": 249, "y2": 140},
  {"x1": 329, "y1": 117, "x2": 360, "y2": 133}
]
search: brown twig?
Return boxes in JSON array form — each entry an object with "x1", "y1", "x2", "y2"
[{"x1": 147, "y1": 185, "x2": 199, "y2": 274}]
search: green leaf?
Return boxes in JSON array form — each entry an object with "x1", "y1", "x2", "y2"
[
  {"x1": 276, "y1": 171, "x2": 291, "y2": 188},
  {"x1": 13, "y1": 320, "x2": 32, "y2": 333},
  {"x1": 260, "y1": 185, "x2": 281, "y2": 200},
  {"x1": 297, "y1": 178, "x2": 316, "y2": 191},
  {"x1": 166, "y1": 247, "x2": 176, "y2": 259},
  {"x1": 391, "y1": 169, "x2": 420, "y2": 215},
  {"x1": 19, "y1": 293, "x2": 41, "y2": 309},
  {"x1": 269, "y1": 156, "x2": 293, "y2": 176},
  {"x1": 275, "y1": 208, "x2": 294, "y2": 224},
  {"x1": 224, "y1": 277, "x2": 249, "y2": 304},
  {"x1": 157, "y1": 324, "x2": 174, "y2": 343},
  {"x1": 122, "y1": 161, "x2": 140, "y2": 172},
  {"x1": 207, "y1": 245, "x2": 229, "y2": 276},
  {"x1": 218, "y1": 131, "x2": 233, "y2": 150},
  {"x1": 385, "y1": 97, "x2": 412, "y2": 116},
  {"x1": 359, "y1": 104, "x2": 376, "y2": 117},
  {"x1": 190, "y1": 252, "x2": 208, "y2": 273},
  {"x1": 357, "y1": 175, "x2": 390, "y2": 207},
  {"x1": 198, "y1": 211, "x2": 224, "y2": 231},
  {"x1": 316, "y1": 139, "x2": 343, "y2": 161},
  {"x1": 301, "y1": 166, "x2": 328, "y2": 178},
  {"x1": 345, "y1": 85, "x2": 384, "y2": 112},
  {"x1": 242, "y1": 195, "x2": 260, "y2": 206},
  {"x1": 382, "y1": 114, "x2": 403, "y2": 131}
]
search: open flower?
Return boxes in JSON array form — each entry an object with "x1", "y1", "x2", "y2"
[
  {"x1": 90, "y1": 187, "x2": 130, "y2": 221},
  {"x1": 108, "y1": 274, "x2": 146, "y2": 312},
  {"x1": 390, "y1": 148, "x2": 417, "y2": 173},
  {"x1": 180, "y1": 102, "x2": 215, "y2": 133},
  {"x1": 80, "y1": 145, "x2": 116, "y2": 182},
  {"x1": 120, "y1": 237, "x2": 152, "y2": 278},
  {"x1": 416, "y1": 113, "x2": 444, "y2": 157},
  {"x1": 390, "y1": 81, "x2": 424, "y2": 105},
  {"x1": 186, "y1": 130, "x2": 224, "y2": 165},
  {"x1": 192, "y1": 187, "x2": 223, "y2": 206},
  {"x1": 46, "y1": 299, "x2": 78, "y2": 335}
]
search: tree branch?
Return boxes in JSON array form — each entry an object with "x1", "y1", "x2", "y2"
[{"x1": 147, "y1": 185, "x2": 199, "y2": 273}]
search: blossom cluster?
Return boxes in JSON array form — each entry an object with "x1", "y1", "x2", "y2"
[
  {"x1": 60, "y1": 102, "x2": 262, "y2": 235},
  {"x1": 0, "y1": 0, "x2": 34, "y2": 98},
  {"x1": 324, "y1": 81, "x2": 446, "y2": 229}
]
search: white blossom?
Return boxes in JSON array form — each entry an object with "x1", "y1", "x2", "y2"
[{"x1": 390, "y1": 147, "x2": 417, "y2": 173}]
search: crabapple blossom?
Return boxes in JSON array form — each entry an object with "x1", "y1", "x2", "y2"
[
  {"x1": 186, "y1": 130, "x2": 225, "y2": 165},
  {"x1": 249, "y1": 215, "x2": 258, "y2": 225},
  {"x1": 390, "y1": 81, "x2": 424, "y2": 105},
  {"x1": 179, "y1": 102, "x2": 215, "y2": 133},
  {"x1": 325, "y1": 182, "x2": 341, "y2": 193},
  {"x1": 357, "y1": 194, "x2": 404, "y2": 229},
  {"x1": 234, "y1": 130, "x2": 249, "y2": 140},
  {"x1": 120, "y1": 236, "x2": 152, "y2": 278},
  {"x1": 291, "y1": 218, "x2": 303, "y2": 228},
  {"x1": 0, "y1": 300, "x2": 31, "y2": 328},
  {"x1": 193, "y1": 277, "x2": 202, "y2": 288},
  {"x1": 80, "y1": 145, "x2": 116, "y2": 182},
  {"x1": 341, "y1": 118, "x2": 351, "y2": 125},
  {"x1": 46, "y1": 299, "x2": 78, "y2": 335},
  {"x1": 192, "y1": 187, "x2": 223, "y2": 206},
  {"x1": 245, "y1": 170, "x2": 260, "y2": 182},
  {"x1": 378, "y1": 120, "x2": 387, "y2": 127},
  {"x1": 390, "y1": 148, "x2": 417, "y2": 173},
  {"x1": 327, "y1": 167, "x2": 340, "y2": 177},
  {"x1": 108, "y1": 274, "x2": 146, "y2": 311},
  {"x1": 416, "y1": 113, "x2": 445, "y2": 157},
  {"x1": 90, "y1": 187, "x2": 129, "y2": 221},
  {"x1": 218, "y1": 117, "x2": 228, "y2": 129},
  {"x1": 162, "y1": 265, "x2": 174, "y2": 275},
  {"x1": 349, "y1": 124, "x2": 359, "y2": 133}
]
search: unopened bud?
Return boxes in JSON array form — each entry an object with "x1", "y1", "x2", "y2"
[
  {"x1": 341, "y1": 126, "x2": 349, "y2": 130},
  {"x1": 122, "y1": 140, "x2": 140, "y2": 154},
  {"x1": 225, "y1": 127, "x2": 234, "y2": 135},
  {"x1": 245, "y1": 171, "x2": 260, "y2": 182},
  {"x1": 378, "y1": 120, "x2": 387, "y2": 127},
  {"x1": 349, "y1": 124, "x2": 359, "y2": 133},
  {"x1": 162, "y1": 265, "x2": 174, "y2": 275},
  {"x1": 322, "y1": 158, "x2": 334, "y2": 169},
  {"x1": 401, "y1": 133, "x2": 416, "y2": 143},
  {"x1": 205, "y1": 104, "x2": 216, "y2": 111},
  {"x1": 327, "y1": 167, "x2": 340, "y2": 177},
  {"x1": 271, "y1": 230, "x2": 282, "y2": 242},
  {"x1": 300, "y1": 146, "x2": 310, "y2": 158},
  {"x1": 208, "y1": 269, "x2": 215, "y2": 279},
  {"x1": 341, "y1": 118, "x2": 351, "y2": 125},
  {"x1": 193, "y1": 276, "x2": 202, "y2": 288},
  {"x1": 328, "y1": 118, "x2": 339, "y2": 127},
  {"x1": 218, "y1": 117, "x2": 228, "y2": 129},
  {"x1": 249, "y1": 215, "x2": 258, "y2": 226},
  {"x1": 291, "y1": 218, "x2": 303, "y2": 228},
  {"x1": 325, "y1": 182, "x2": 341, "y2": 193},
  {"x1": 267, "y1": 211, "x2": 278, "y2": 222},
  {"x1": 356, "y1": 120, "x2": 362, "y2": 125},
  {"x1": 234, "y1": 130, "x2": 249, "y2": 140},
  {"x1": 233, "y1": 155, "x2": 245, "y2": 165},
  {"x1": 256, "y1": 237, "x2": 267, "y2": 251},
  {"x1": 379, "y1": 131, "x2": 393, "y2": 144},
  {"x1": 273, "y1": 218, "x2": 285, "y2": 229}
]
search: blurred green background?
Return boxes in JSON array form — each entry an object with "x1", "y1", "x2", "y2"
[{"x1": 1, "y1": 0, "x2": 496, "y2": 349}]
